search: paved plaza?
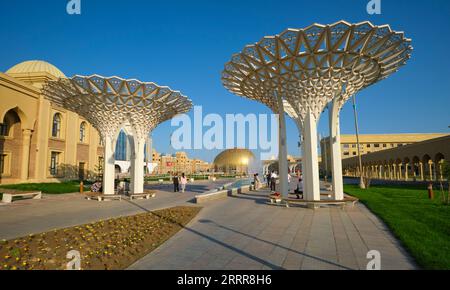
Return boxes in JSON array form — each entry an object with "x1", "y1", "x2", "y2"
[
  {"x1": 0, "y1": 181, "x2": 417, "y2": 270},
  {"x1": 129, "y1": 189, "x2": 417, "y2": 270}
]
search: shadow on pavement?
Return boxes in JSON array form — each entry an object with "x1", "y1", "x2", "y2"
[{"x1": 198, "y1": 219, "x2": 354, "y2": 270}]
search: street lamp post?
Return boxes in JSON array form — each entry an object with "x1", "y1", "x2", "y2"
[{"x1": 352, "y1": 95, "x2": 365, "y2": 189}]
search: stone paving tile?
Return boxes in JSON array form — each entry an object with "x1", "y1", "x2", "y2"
[{"x1": 330, "y1": 209, "x2": 359, "y2": 270}]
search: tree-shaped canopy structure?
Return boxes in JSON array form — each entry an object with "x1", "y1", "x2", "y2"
[
  {"x1": 222, "y1": 21, "x2": 412, "y2": 201},
  {"x1": 43, "y1": 75, "x2": 192, "y2": 195}
]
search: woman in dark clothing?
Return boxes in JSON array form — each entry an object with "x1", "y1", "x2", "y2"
[{"x1": 173, "y1": 173, "x2": 180, "y2": 192}]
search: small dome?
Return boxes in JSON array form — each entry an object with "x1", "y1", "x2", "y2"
[
  {"x1": 214, "y1": 149, "x2": 255, "y2": 174},
  {"x1": 6, "y1": 60, "x2": 66, "y2": 79}
]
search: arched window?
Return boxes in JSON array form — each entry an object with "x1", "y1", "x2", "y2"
[
  {"x1": 0, "y1": 122, "x2": 8, "y2": 137},
  {"x1": 79, "y1": 122, "x2": 87, "y2": 143},
  {"x1": 0, "y1": 110, "x2": 17, "y2": 137},
  {"x1": 52, "y1": 113, "x2": 62, "y2": 138}
]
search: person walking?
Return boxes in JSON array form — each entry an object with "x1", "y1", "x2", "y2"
[
  {"x1": 180, "y1": 173, "x2": 188, "y2": 193},
  {"x1": 173, "y1": 173, "x2": 180, "y2": 192},
  {"x1": 266, "y1": 172, "x2": 271, "y2": 188},
  {"x1": 295, "y1": 173, "x2": 304, "y2": 199},
  {"x1": 253, "y1": 173, "x2": 261, "y2": 190},
  {"x1": 270, "y1": 171, "x2": 278, "y2": 192}
]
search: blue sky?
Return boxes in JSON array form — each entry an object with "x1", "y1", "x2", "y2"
[{"x1": 1, "y1": 0, "x2": 449, "y2": 162}]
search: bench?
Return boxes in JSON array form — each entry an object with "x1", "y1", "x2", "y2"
[
  {"x1": 270, "y1": 192, "x2": 333, "y2": 204},
  {"x1": 85, "y1": 194, "x2": 122, "y2": 202},
  {"x1": 128, "y1": 191, "x2": 156, "y2": 200},
  {"x1": 1, "y1": 191, "x2": 42, "y2": 203},
  {"x1": 269, "y1": 194, "x2": 358, "y2": 209},
  {"x1": 285, "y1": 197, "x2": 359, "y2": 209},
  {"x1": 288, "y1": 193, "x2": 332, "y2": 198}
]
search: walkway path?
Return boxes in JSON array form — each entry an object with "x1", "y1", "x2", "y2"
[
  {"x1": 129, "y1": 190, "x2": 417, "y2": 270},
  {"x1": 0, "y1": 180, "x2": 229, "y2": 240}
]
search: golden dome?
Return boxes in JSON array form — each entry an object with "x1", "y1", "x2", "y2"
[
  {"x1": 214, "y1": 148, "x2": 255, "y2": 168},
  {"x1": 6, "y1": 60, "x2": 66, "y2": 79}
]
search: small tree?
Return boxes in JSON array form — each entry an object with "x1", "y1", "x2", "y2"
[{"x1": 94, "y1": 160, "x2": 103, "y2": 182}]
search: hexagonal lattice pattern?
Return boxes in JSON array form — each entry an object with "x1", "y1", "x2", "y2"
[
  {"x1": 42, "y1": 75, "x2": 192, "y2": 138},
  {"x1": 222, "y1": 20, "x2": 413, "y2": 121}
]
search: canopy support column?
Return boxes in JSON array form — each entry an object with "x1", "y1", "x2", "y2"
[
  {"x1": 329, "y1": 99, "x2": 344, "y2": 201},
  {"x1": 303, "y1": 109, "x2": 321, "y2": 202},
  {"x1": 103, "y1": 135, "x2": 116, "y2": 195},
  {"x1": 130, "y1": 137, "x2": 146, "y2": 194}
]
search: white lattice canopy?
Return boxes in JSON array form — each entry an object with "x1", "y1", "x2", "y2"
[
  {"x1": 42, "y1": 75, "x2": 192, "y2": 138},
  {"x1": 222, "y1": 20, "x2": 413, "y2": 120}
]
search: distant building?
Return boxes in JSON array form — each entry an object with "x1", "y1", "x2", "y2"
[
  {"x1": 320, "y1": 133, "x2": 449, "y2": 175},
  {"x1": 152, "y1": 151, "x2": 211, "y2": 175},
  {"x1": 113, "y1": 131, "x2": 154, "y2": 175},
  {"x1": 115, "y1": 131, "x2": 129, "y2": 161}
]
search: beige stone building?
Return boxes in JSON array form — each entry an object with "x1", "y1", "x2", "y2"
[
  {"x1": 342, "y1": 135, "x2": 449, "y2": 182},
  {"x1": 0, "y1": 60, "x2": 104, "y2": 185},
  {"x1": 151, "y1": 151, "x2": 211, "y2": 175},
  {"x1": 320, "y1": 133, "x2": 448, "y2": 174}
]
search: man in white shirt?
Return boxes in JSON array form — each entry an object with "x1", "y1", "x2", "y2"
[{"x1": 270, "y1": 171, "x2": 278, "y2": 191}]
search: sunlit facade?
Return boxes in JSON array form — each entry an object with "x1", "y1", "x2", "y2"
[
  {"x1": 0, "y1": 60, "x2": 104, "y2": 184},
  {"x1": 152, "y1": 151, "x2": 211, "y2": 175}
]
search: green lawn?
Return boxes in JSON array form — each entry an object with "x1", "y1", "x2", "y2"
[
  {"x1": 0, "y1": 181, "x2": 89, "y2": 194},
  {"x1": 345, "y1": 184, "x2": 450, "y2": 270}
]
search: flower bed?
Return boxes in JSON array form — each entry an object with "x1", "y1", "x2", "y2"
[{"x1": 0, "y1": 206, "x2": 201, "y2": 270}]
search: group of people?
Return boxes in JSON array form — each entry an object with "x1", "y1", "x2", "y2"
[
  {"x1": 265, "y1": 171, "x2": 304, "y2": 199},
  {"x1": 172, "y1": 173, "x2": 189, "y2": 193}
]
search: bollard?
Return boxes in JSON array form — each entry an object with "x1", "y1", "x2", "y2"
[
  {"x1": 427, "y1": 183, "x2": 434, "y2": 200},
  {"x1": 80, "y1": 181, "x2": 84, "y2": 194}
]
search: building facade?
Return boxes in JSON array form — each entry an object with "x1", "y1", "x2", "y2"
[
  {"x1": 342, "y1": 135, "x2": 449, "y2": 182},
  {"x1": 0, "y1": 60, "x2": 104, "y2": 184},
  {"x1": 320, "y1": 133, "x2": 448, "y2": 175},
  {"x1": 152, "y1": 151, "x2": 211, "y2": 175}
]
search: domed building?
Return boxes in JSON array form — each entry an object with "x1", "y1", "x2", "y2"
[
  {"x1": 0, "y1": 60, "x2": 104, "y2": 184},
  {"x1": 6, "y1": 60, "x2": 66, "y2": 81},
  {"x1": 213, "y1": 148, "x2": 255, "y2": 175}
]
